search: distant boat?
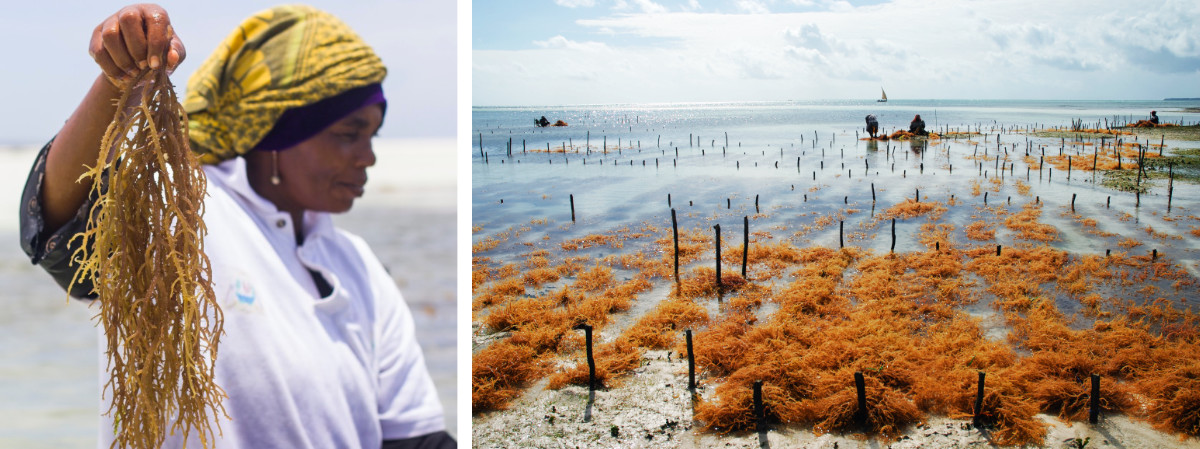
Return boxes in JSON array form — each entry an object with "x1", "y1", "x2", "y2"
[{"x1": 878, "y1": 88, "x2": 888, "y2": 103}]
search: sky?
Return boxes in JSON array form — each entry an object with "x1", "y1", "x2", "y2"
[
  {"x1": 473, "y1": 0, "x2": 1200, "y2": 106},
  {"x1": 0, "y1": 0, "x2": 456, "y2": 145}
]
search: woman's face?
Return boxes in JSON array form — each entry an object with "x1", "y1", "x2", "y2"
[{"x1": 252, "y1": 103, "x2": 384, "y2": 214}]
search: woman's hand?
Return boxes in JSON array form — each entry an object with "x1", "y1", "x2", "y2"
[{"x1": 89, "y1": 3, "x2": 185, "y2": 87}]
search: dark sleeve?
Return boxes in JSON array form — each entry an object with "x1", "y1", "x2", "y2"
[
  {"x1": 382, "y1": 431, "x2": 456, "y2": 449},
  {"x1": 18, "y1": 139, "x2": 98, "y2": 299}
]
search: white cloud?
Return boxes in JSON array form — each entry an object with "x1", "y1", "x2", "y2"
[
  {"x1": 555, "y1": 0, "x2": 596, "y2": 7},
  {"x1": 613, "y1": 0, "x2": 668, "y2": 14},
  {"x1": 475, "y1": 0, "x2": 1200, "y2": 105},
  {"x1": 737, "y1": 0, "x2": 770, "y2": 14},
  {"x1": 532, "y1": 35, "x2": 612, "y2": 52}
]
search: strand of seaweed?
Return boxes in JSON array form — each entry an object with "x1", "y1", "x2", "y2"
[{"x1": 69, "y1": 69, "x2": 224, "y2": 448}]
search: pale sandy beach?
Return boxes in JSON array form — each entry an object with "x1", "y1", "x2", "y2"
[{"x1": 0, "y1": 137, "x2": 457, "y2": 447}]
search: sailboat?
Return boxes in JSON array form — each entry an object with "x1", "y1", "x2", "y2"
[{"x1": 877, "y1": 87, "x2": 888, "y2": 103}]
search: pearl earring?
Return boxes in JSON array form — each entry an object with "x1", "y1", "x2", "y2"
[{"x1": 270, "y1": 150, "x2": 281, "y2": 185}]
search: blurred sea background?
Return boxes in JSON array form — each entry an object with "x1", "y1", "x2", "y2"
[{"x1": 0, "y1": 137, "x2": 457, "y2": 447}]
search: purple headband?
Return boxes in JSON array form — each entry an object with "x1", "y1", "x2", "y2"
[{"x1": 252, "y1": 83, "x2": 387, "y2": 152}]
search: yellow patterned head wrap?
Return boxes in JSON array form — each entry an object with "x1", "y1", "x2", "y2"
[{"x1": 185, "y1": 5, "x2": 387, "y2": 164}]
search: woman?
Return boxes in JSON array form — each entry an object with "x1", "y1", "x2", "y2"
[
  {"x1": 909, "y1": 114, "x2": 927, "y2": 136},
  {"x1": 19, "y1": 4, "x2": 454, "y2": 448}
]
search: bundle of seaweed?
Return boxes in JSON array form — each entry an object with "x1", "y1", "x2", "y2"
[
  {"x1": 948, "y1": 372, "x2": 1046, "y2": 446},
  {"x1": 880, "y1": 199, "x2": 945, "y2": 221},
  {"x1": 471, "y1": 276, "x2": 525, "y2": 309},
  {"x1": 811, "y1": 375, "x2": 923, "y2": 440},
  {"x1": 721, "y1": 240, "x2": 803, "y2": 280},
  {"x1": 1129, "y1": 120, "x2": 1177, "y2": 128},
  {"x1": 70, "y1": 69, "x2": 224, "y2": 448},
  {"x1": 674, "y1": 266, "x2": 747, "y2": 298},
  {"x1": 964, "y1": 220, "x2": 996, "y2": 241},
  {"x1": 472, "y1": 341, "x2": 543, "y2": 411},
  {"x1": 547, "y1": 337, "x2": 643, "y2": 389},
  {"x1": 1003, "y1": 202, "x2": 1058, "y2": 242},
  {"x1": 624, "y1": 297, "x2": 708, "y2": 348},
  {"x1": 1139, "y1": 360, "x2": 1200, "y2": 436}
]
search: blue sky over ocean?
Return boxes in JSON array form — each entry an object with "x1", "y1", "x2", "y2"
[{"x1": 473, "y1": 0, "x2": 1200, "y2": 106}]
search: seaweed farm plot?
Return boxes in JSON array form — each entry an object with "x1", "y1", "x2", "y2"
[{"x1": 472, "y1": 103, "x2": 1200, "y2": 448}]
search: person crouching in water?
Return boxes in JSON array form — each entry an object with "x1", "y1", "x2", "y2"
[
  {"x1": 865, "y1": 114, "x2": 879, "y2": 138},
  {"x1": 909, "y1": 114, "x2": 927, "y2": 136},
  {"x1": 1150, "y1": 111, "x2": 1159, "y2": 125}
]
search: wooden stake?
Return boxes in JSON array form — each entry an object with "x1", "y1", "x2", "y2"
[
  {"x1": 672, "y1": 209, "x2": 680, "y2": 284},
  {"x1": 973, "y1": 371, "x2": 986, "y2": 427},
  {"x1": 714, "y1": 224, "x2": 722, "y2": 289},
  {"x1": 890, "y1": 219, "x2": 896, "y2": 253},
  {"x1": 1089, "y1": 374, "x2": 1100, "y2": 424},
  {"x1": 686, "y1": 329, "x2": 695, "y2": 390},
  {"x1": 583, "y1": 324, "x2": 596, "y2": 390},
  {"x1": 754, "y1": 380, "x2": 765, "y2": 431},
  {"x1": 742, "y1": 216, "x2": 749, "y2": 278},
  {"x1": 570, "y1": 194, "x2": 576, "y2": 222}
]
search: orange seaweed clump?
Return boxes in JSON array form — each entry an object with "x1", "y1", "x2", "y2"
[
  {"x1": 473, "y1": 277, "x2": 526, "y2": 309},
  {"x1": 1003, "y1": 202, "x2": 1058, "y2": 242},
  {"x1": 965, "y1": 220, "x2": 995, "y2": 241},
  {"x1": 1140, "y1": 361, "x2": 1200, "y2": 437},
  {"x1": 811, "y1": 376, "x2": 923, "y2": 440},
  {"x1": 886, "y1": 130, "x2": 941, "y2": 140},
  {"x1": 1118, "y1": 237, "x2": 1143, "y2": 249},
  {"x1": 472, "y1": 341, "x2": 543, "y2": 412},
  {"x1": 472, "y1": 256, "x2": 494, "y2": 291},
  {"x1": 954, "y1": 373, "x2": 1047, "y2": 446},
  {"x1": 624, "y1": 297, "x2": 708, "y2": 348},
  {"x1": 561, "y1": 233, "x2": 623, "y2": 251},
  {"x1": 675, "y1": 266, "x2": 748, "y2": 298},
  {"x1": 722, "y1": 241, "x2": 803, "y2": 280},
  {"x1": 1014, "y1": 180, "x2": 1031, "y2": 196},
  {"x1": 1005, "y1": 301, "x2": 1140, "y2": 421},
  {"x1": 547, "y1": 337, "x2": 643, "y2": 389},
  {"x1": 1129, "y1": 120, "x2": 1176, "y2": 128},
  {"x1": 571, "y1": 264, "x2": 616, "y2": 292},
  {"x1": 881, "y1": 199, "x2": 945, "y2": 220},
  {"x1": 483, "y1": 297, "x2": 554, "y2": 332},
  {"x1": 473, "y1": 230, "x2": 510, "y2": 253}
]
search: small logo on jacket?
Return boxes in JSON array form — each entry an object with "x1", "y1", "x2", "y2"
[{"x1": 222, "y1": 273, "x2": 262, "y2": 313}]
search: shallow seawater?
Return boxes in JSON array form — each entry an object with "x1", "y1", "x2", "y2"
[
  {"x1": 472, "y1": 101, "x2": 1200, "y2": 444},
  {"x1": 474, "y1": 101, "x2": 1200, "y2": 282}
]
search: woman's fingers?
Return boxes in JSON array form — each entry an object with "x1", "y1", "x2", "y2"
[
  {"x1": 143, "y1": 6, "x2": 171, "y2": 69},
  {"x1": 89, "y1": 24, "x2": 126, "y2": 82},
  {"x1": 99, "y1": 17, "x2": 137, "y2": 77},
  {"x1": 117, "y1": 7, "x2": 149, "y2": 70},
  {"x1": 90, "y1": 4, "x2": 183, "y2": 83}
]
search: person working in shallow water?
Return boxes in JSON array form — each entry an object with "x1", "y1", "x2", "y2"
[
  {"x1": 909, "y1": 114, "x2": 927, "y2": 136},
  {"x1": 18, "y1": 4, "x2": 455, "y2": 448},
  {"x1": 865, "y1": 114, "x2": 879, "y2": 138},
  {"x1": 1150, "y1": 110, "x2": 1160, "y2": 125}
]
